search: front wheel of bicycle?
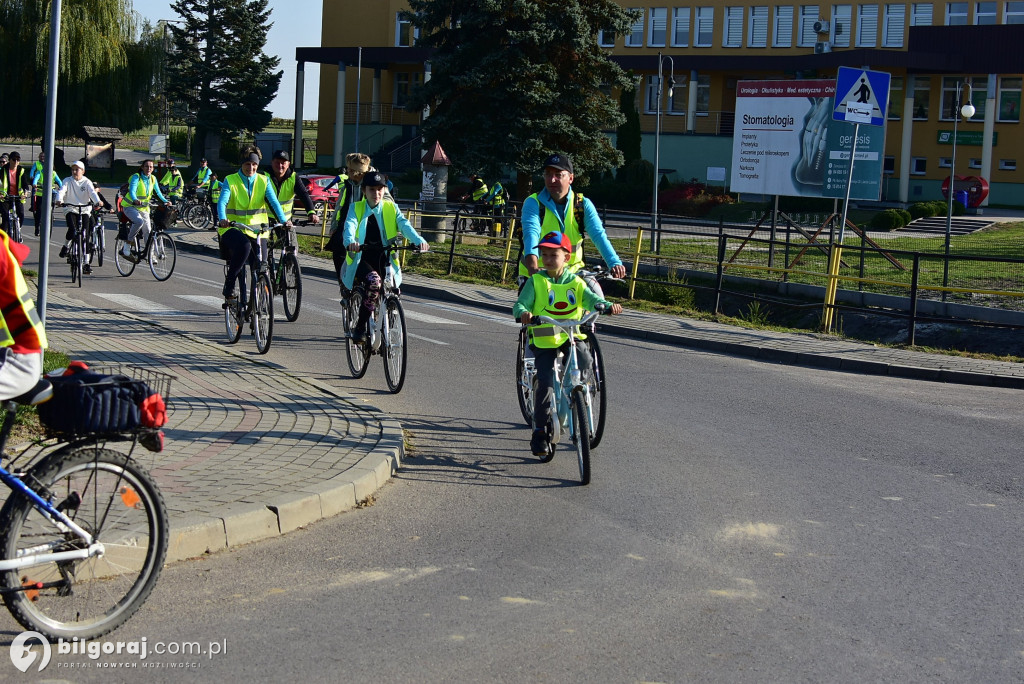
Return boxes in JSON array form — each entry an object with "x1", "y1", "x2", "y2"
[
  {"x1": 148, "y1": 232, "x2": 176, "y2": 281},
  {"x1": 343, "y1": 291, "x2": 370, "y2": 378},
  {"x1": 113, "y1": 237, "x2": 136, "y2": 277},
  {"x1": 515, "y1": 327, "x2": 534, "y2": 426},
  {"x1": 584, "y1": 334, "x2": 607, "y2": 449},
  {"x1": 0, "y1": 447, "x2": 169, "y2": 641},
  {"x1": 280, "y1": 253, "x2": 302, "y2": 322},
  {"x1": 224, "y1": 275, "x2": 244, "y2": 344},
  {"x1": 253, "y1": 272, "x2": 273, "y2": 354},
  {"x1": 570, "y1": 389, "x2": 592, "y2": 485},
  {"x1": 382, "y1": 297, "x2": 407, "y2": 393}
]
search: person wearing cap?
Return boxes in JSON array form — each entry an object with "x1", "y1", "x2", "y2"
[
  {"x1": 121, "y1": 160, "x2": 170, "y2": 257},
  {"x1": 520, "y1": 153, "x2": 626, "y2": 288},
  {"x1": 266, "y1": 149, "x2": 319, "y2": 236},
  {"x1": 191, "y1": 158, "x2": 213, "y2": 189},
  {"x1": 341, "y1": 171, "x2": 429, "y2": 343},
  {"x1": 513, "y1": 229, "x2": 622, "y2": 456},
  {"x1": 326, "y1": 152, "x2": 373, "y2": 280},
  {"x1": 55, "y1": 161, "x2": 103, "y2": 273},
  {"x1": 208, "y1": 172, "x2": 222, "y2": 205},
  {"x1": 0, "y1": 152, "x2": 31, "y2": 238},
  {"x1": 160, "y1": 159, "x2": 184, "y2": 203},
  {"x1": 29, "y1": 151, "x2": 60, "y2": 237},
  {"x1": 216, "y1": 145, "x2": 290, "y2": 305}
]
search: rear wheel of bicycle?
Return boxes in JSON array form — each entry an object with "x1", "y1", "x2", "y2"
[
  {"x1": 344, "y1": 291, "x2": 370, "y2": 378},
  {"x1": 0, "y1": 447, "x2": 169, "y2": 641},
  {"x1": 224, "y1": 273, "x2": 244, "y2": 343},
  {"x1": 113, "y1": 237, "x2": 136, "y2": 277},
  {"x1": 515, "y1": 327, "x2": 535, "y2": 426},
  {"x1": 570, "y1": 389, "x2": 592, "y2": 485},
  {"x1": 382, "y1": 297, "x2": 408, "y2": 393},
  {"x1": 280, "y1": 253, "x2": 302, "y2": 322},
  {"x1": 94, "y1": 227, "x2": 104, "y2": 268},
  {"x1": 253, "y1": 272, "x2": 274, "y2": 354},
  {"x1": 76, "y1": 234, "x2": 86, "y2": 285},
  {"x1": 148, "y1": 232, "x2": 176, "y2": 281},
  {"x1": 190, "y1": 204, "x2": 213, "y2": 230},
  {"x1": 584, "y1": 334, "x2": 607, "y2": 449}
]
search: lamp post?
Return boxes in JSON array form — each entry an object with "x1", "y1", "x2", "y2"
[
  {"x1": 942, "y1": 81, "x2": 976, "y2": 300},
  {"x1": 651, "y1": 52, "x2": 675, "y2": 253}
]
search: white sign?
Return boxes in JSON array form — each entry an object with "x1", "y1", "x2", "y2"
[
  {"x1": 844, "y1": 102, "x2": 872, "y2": 123},
  {"x1": 148, "y1": 134, "x2": 168, "y2": 155},
  {"x1": 706, "y1": 166, "x2": 726, "y2": 182}
]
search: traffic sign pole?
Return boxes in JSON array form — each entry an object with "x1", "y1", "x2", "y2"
[{"x1": 823, "y1": 122, "x2": 860, "y2": 333}]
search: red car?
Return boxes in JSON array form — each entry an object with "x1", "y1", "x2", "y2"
[{"x1": 298, "y1": 174, "x2": 339, "y2": 216}]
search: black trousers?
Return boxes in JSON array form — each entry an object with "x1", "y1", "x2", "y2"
[{"x1": 532, "y1": 339, "x2": 592, "y2": 432}]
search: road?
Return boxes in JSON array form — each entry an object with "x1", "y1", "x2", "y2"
[{"x1": 3, "y1": 223, "x2": 1024, "y2": 682}]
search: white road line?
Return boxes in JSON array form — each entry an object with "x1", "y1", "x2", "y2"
[
  {"x1": 402, "y1": 309, "x2": 466, "y2": 325},
  {"x1": 93, "y1": 293, "x2": 194, "y2": 316},
  {"x1": 177, "y1": 294, "x2": 228, "y2": 309},
  {"x1": 412, "y1": 300, "x2": 520, "y2": 327},
  {"x1": 409, "y1": 333, "x2": 448, "y2": 346}
]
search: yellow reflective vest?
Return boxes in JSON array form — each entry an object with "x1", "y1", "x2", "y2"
[
  {"x1": 220, "y1": 172, "x2": 270, "y2": 239},
  {"x1": 527, "y1": 272, "x2": 586, "y2": 348},
  {"x1": 0, "y1": 230, "x2": 47, "y2": 349}
]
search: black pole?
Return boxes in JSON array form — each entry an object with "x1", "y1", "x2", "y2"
[{"x1": 908, "y1": 254, "x2": 920, "y2": 346}]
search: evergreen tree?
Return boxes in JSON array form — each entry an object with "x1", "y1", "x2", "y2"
[
  {"x1": 167, "y1": 0, "x2": 282, "y2": 164},
  {"x1": 406, "y1": 0, "x2": 640, "y2": 194},
  {"x1": 0, "y1": 0, "x2": 161, "y2": 137},
  {"x1": 615, "y1": 81, "x2": 642, "y2": 180}
]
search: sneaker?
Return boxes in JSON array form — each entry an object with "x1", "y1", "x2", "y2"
[
  {"x1": 530, "y1": 429, "x2": 548, "y2": 456},
  {"x1": 351, "y1": 327, "x2": 368, "y2": 344},
  {"x1": 59, "y1": 245, "x2": 67, "y2": 258},
  {"x1": 83, "y1": 265, "x2": 92, "y2": 275},
  {"x1": 221, "y1": 294, "x2": 237, "y2": 310},
  {"x1": 120, "y1": 243, "x2": 131, "y2": 257}
]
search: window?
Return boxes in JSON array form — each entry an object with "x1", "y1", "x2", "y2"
[
  {"x1": 968, "y1": 76, "x2": 988, "y2": 117},
  {"x1": 999, "y1": 159, "x2": 1017, "y2": 170},
  {"x1": 884, "y1": 156, "x2": 896, "y2": 174},
  {"x1": 395, "y1": 13, "x2": 419, "y2": 47},
  {"x1": 913, "y1": 77, "x2": 931, "y2": 120},
  {"x1": 669, "y1": 76, "x2": 688, "y2": 114},
  {"x1": 394, "y1": 72, "x2": 422, "y2": 107},
  {"x1": 833, "y1": 5, "x2": 852, "y2": 47},
  {"x1": 625, "y1": 9, "x2": 644, "y2": 46},
  {"x1": 1007, "y1": 1, "x2": 1024, "y2": 23},
  {"x1": 883, "y1": 4, "x2": 905, "y2": 46},
  {"x1": 998, "y1": 77, "x2": 1022, "y2": 121},
  {"x1": 857, "y1": 4, "x2": 879, "y2": 46},
  {"x1": 695, "y1": 7, "x2": 714, "y2": 46},
  {"x1": 671, "y1": 8, "x2": 691, "y2": 46},
  {"x1": 649, "y1": 7, "x2": 667, "y2": 46},
  {"x1": 946, "y1": 2, "x2": 968, "y2": 24},
  {"x1": 911, "y1": 3, "x2": 934, "y2": 24},
  {"x1": 598, "y1": 29, "x2": 616, "y2": 47},
  {"x1": 696, "y1": 74, "x2": 711, "y2": 113},
  {"x1": 774, "y1": 5, "x2": 795, "y2": 46},
  {"x1": 644, "y1": 75, "x2": 660, "y2": 113},
  {"x1": 723, "y1": 6, "x2": 744, "y2": 46},
  {"x1": 889, "y1": 76, "x2": 904, "y2": 119},
  {"x1": 749, "y1": 6, "x2": 770, "y2": 46},
  {"x1": 940, "y1": 77, "x2": 964, "y2": 119},
  {"x1": 968, "y1": 158, "x2": 982, "y2": 169},
  {"x1": 939, "y1": 157, "x2": 953, "y2": 168},
  {"x1": 911, "y1": 157, "x2": 927, "y2": 174},
  {"x1": 798, "y1": 5, "x2": 820, "y2": 46},
  {"x1": 975, "y1": 1, "x2": 997, "y2": 22}
]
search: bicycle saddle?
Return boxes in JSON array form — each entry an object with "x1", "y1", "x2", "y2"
[{"x1": 10, "y1": 378, "x2": 53, "y2": 406}]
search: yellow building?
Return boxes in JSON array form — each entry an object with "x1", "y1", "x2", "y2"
[{"x1": 295, "y1": 1, "x2": 1024, "y2": 206}]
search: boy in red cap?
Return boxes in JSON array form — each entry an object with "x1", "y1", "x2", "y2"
[{"x1": 513, "y1": 230, "x2": 621, "y2": 456}]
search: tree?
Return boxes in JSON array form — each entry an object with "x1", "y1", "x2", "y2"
[
  {"x1": 0, "y1": 0, "x2": 161, "y2": 138},
  {"x1": 167, "y1": 0, "x2": 282, "y2": 165},
  {"x1": 406, "y1": 0, "x2": 640, "y2": 196},
  {"x1": 615, "y1": 80, "x2": 642, "y2": 179}
]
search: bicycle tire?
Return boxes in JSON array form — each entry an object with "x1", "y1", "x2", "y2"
[
  {"x1": 96, "y1": 226, "x2": 104, "y2": 268},
  {"x1": 515, "y1": 327, "x2": 535, "y2": 426},
  {"x1": 0, "y1": 447, "x2": 168, "y2": 641},
  {"x1": 570, "y1": 389, "x2": 592, "y2": 485},
  {"x1": 253, "y1": 272, "x2": 273, "y2": 354},
  {"x1": 224, "y1": 272, "x2": 244, "y2": 344},
  {"x1": 148, "y1": 232, "x2": 176, "y2": 281},
  {"x1": 192, "y1": 204, "x2": 213, "y2": 231},
  {"x1": 344, "y1": 291, "x2": 370, "y2": 378},
  {"x1": 382, "y1": 297, "x2": 408, "y2": 393},
  {"x1": 75, "y1": 232, "x2": 85, "y2": 286},
  {"x1": 280, "y1": 253, "x2": 302, "y2": 322},
  {"x1": 68, "y1": 243, "x2": 78, "y2": 285},
  {"x1": 113, "y1": 237, "x2": 136, "y2": 277},
  {"x1": 584, "y1": 334, "x2": 607, "y2": 449}
]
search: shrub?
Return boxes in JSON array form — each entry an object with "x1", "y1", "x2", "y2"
[
  {"x1": 952, "y1": 199, "x2": 967, "y2": 216},
  {"x1": 909, "y1": 202, "x2": 935, "y2": 219},
  {"x1": 928, "y1": 200, "x2": 949, "y2": 216},
  {"x1": 896, "y1": 208, "x2": 912, "y2": 225},
  {"x1": 870, "y1": 209, "x2": 904, "y2": 231}
]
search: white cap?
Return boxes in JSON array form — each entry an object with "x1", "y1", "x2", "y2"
[{"x1": 71, "y1": 160, "x2": 85, "y2": 170}]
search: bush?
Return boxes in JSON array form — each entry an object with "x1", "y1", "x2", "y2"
[
  {"x1": 952, "y1": 199, "x2": 967, "y2": 216},
  {"x1": 909, "y1": 202, "x2": 935, "y2": 219},
  {"x1": 896, "y1": 208, "x2": 912, "y2": 225},
  {"x1": 870, "y1": 209, "x2": 905, "y2": 231},
  {"x1": 928, "y1": 200, "x2": 949, "y2": 216}
]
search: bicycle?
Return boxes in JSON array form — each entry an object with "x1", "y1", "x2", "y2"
[
  {"x1": 222, "y1": 224, "x2": 274, "y2": 354},
  {"x1": 60, "y1": 203, "x2": 97, "y2": 287},
  {"x1": 340, "y1": 242, "x2": 416, "y2": 393},
  {"x1": 89, "y1": 209, "x2": 107, "y2": 269},
  {"x1": 526, "y1": 308, "x2": 606, "y2": 485},
  {"x1": 180, "y1": 185, "x2": 213, "y2": 230},
  {"x1": 266, "y1": 222, "x2": 302, "y2": 322},
  {"x1": 1, "y1": 193, "x2": 25, "y2": 243},
  {"x1": 0, "y1": 366, "x2": 172, "y2": 641},
  {"x1": 516, "y1": 266, "x2": 616, "y2": 448},
  {"x1": 113, "y1": 208, "x2": 177, "y2": 281},
  {"x1": 454, "y1": 201, "x2": 491, "y2": 236}
]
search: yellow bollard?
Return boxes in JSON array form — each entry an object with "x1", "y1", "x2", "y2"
[
  {"x1": 629, "y1": 227, "x2": 644, "y2": 300},
  {"x1": 822, "y1": 246, "x2": 843, "y2": 332}
]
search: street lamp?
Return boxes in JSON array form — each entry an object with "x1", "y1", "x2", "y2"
[
  {"x1": 651, "y1": 52, "x2": 675, "y2": 253},
  {"x1": 943, "y1": 81, "x2": 976, "y2": 300}
]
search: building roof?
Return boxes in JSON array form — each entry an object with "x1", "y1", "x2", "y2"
[{"x1": 81, "y1": 126, "x2": 123, "y2": 142}]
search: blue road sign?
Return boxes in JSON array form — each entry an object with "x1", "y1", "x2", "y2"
[{"x1": 833, "y1": 66, "x2": 890, "y2": 127}]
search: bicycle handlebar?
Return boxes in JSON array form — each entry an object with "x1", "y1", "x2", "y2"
[{"x1": 531, "y1": 310, "x2": 604, "y2": 329}]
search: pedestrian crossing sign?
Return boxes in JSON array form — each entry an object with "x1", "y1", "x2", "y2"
[{"x1": 833, "y1": 66, "x2": 890, "y2": 127}]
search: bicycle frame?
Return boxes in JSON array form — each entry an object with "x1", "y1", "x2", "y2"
[{"x1": 530, "y1": 310, "x2": 601, "y2": 445}]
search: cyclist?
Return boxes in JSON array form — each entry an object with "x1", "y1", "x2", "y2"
[
  {"x1": 29, "y1": 151, "x2": 61, "y2": 237},
  {"x1": 520, "y1": 153, "x2": 627, "y2": 290},
  {"x1": 326, "y1": 152, "x2": 371, "y2": 281},
  {"x1": 513, "y1": 230, "x2": 621, "y2": 456},
  {"x1": 190, "y1": 158, "x2": 213, "y2": 190},
  {"x1": 160, "y1": 159, "x2": 184, "y2": 204},
  {"x1": 216, "y1": 145, "x2": 291, "y2": 307},
  {"x1": 55, "y1": 161, "x2": 102, "y2": 273},
  {"x1": 265, "y1": 149, "x2": 319, "y2": 243},
  {"x1": 341, "y1": 171, "x2": 429, "y2": 343},
  {"x1": 0, "y1": 152, "x2": 30, "y2": 238},
  {"x1": 482, "y1": 179, "x2": 507, "y2": 216},
  {"x1": 0, "y1": 223, "x2": 47, "y2": 401},
  {"x1": 460, "y1": 174, "x2": 488, "y2": 207},
  {"x1": 120, "y1": 160, "x2": 170, "y2": 257}
]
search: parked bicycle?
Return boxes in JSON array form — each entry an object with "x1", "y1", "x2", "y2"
[
  {"x1": 516, "y1": 266, "x2": 616, "y2": 448},
  {"x1": 223, "y1": 224, "x2": 274, "y2": 354},
  {"x1": 266, "y1": 222, "x2": 302, "y2": 322},
  {"x1": 180, "y1": 184, "x2": 213, "y2": 230},
  {"x1": 113, "y1": 211, "x2": 177, "y2": 281},
  {"x1": 341, "y1": 242, "x2": 415, "y2": 393},
  {"x1": 0, "y1": 365, "x2": 172, "y2": 641}
]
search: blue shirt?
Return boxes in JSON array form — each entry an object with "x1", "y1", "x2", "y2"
[
  {"x1": 520, "y1": 188, "x2": 622, "y2": 268},
  {"x1": 127, "y1": 172, "x2": 169, "y2": 204}
]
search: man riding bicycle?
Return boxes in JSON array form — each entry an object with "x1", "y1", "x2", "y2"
[
  {"x1": 265, "y1": 149, "x2": 319, "y2": 248},
  {"x1": 0, "y1": 152, "x2": 30, "y2": 238}
]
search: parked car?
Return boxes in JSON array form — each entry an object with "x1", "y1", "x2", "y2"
[{"x1": 298, "y1": 174, "x2": 339, "y2": 216}]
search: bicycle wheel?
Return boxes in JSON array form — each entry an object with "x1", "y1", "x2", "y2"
[
  {"x1": 0, "y1": 447, "x2": 168, "y2": 641},
  {"x1": 584, "y1": 334, "x2": 607, "y2": 449},
  {"x1": 193, "y1": 204, "x2": 213, "y2": 230},
  {"x1": 148, "y1": 232, "x2": 176, "y2": 281},
  {"x1": 253, "y1": 272, "x2": 273, "y2": 354},
  {"x1": 382, "y1": 297, "x2": 407, "y2": 393},
  {"x1": 75, "y1": 233, "x2": 85, "y2": 286},
  {"x1": 224, "y1": 273, "x2": 244, "y2": 344},
  {"x1": 95, "y1": 226, "x2": 105, "y2": 268},
  {"x1": 280, "y1": 253, "x2": 302, "y2": 322},
  {"x1": 515, "y1": 327, "x2": 535, "y2": 426},
  {"x1": 570, "y1": 389, "x2": 592, "y2": 485},
  {"x1": 343, "y1": 291, "x2": 370, "y2": 378},
  {"x1": 113, "y1": 237, "x2": 136, "y2": 277}
]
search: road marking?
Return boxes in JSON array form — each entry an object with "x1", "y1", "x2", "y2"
[
  {"x1": 409, "y1": 333, "x2": 448, "y2": 346},
  {"x1": 403, "y1": 309, "x2": 466, "y2": 325},
  {"x1": 178, "y1": 294, "x2": 228, "y2": 309},
  {"x1": 412, "y1": 300, "x2": 520, "y2": 327},
  {"x1": 93, "y1": 293, "x2": 194, "y2": 316}
]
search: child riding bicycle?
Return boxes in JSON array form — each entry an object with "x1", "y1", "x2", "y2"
[{"x1": 513, "y1": 230, "x2": 621, "y2": 456}]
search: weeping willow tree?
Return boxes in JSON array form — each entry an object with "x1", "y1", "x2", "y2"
[{"x1": 0, "y1": 0, "x2": 162, "y2": 138}]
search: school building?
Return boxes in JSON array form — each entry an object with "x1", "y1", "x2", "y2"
[{"x1": 293, "y1": 1, "x2": 1024, "y2": 207}]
